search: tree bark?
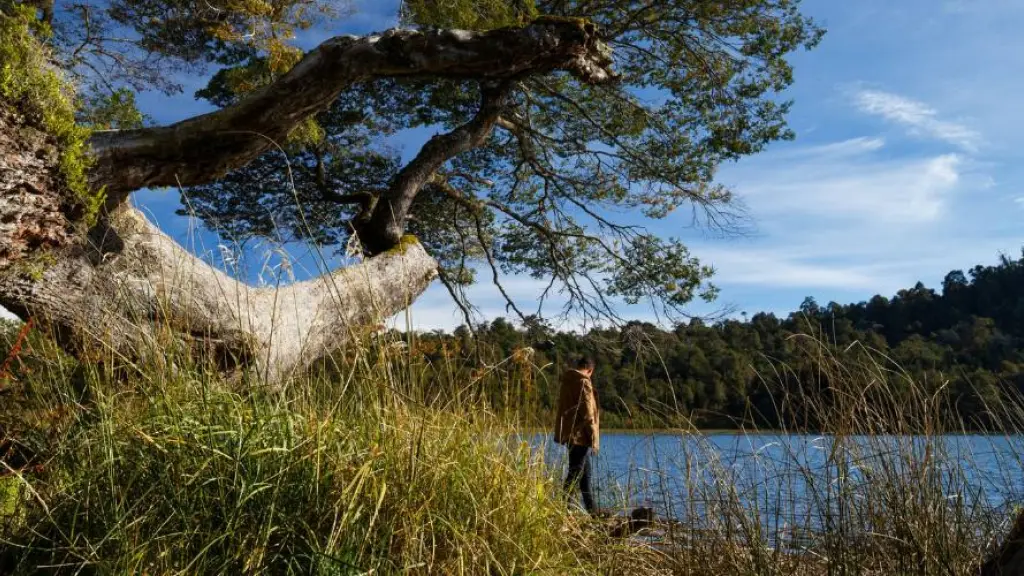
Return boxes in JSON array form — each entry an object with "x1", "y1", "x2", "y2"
[
  {"x1": 0, "y1": 204, "x2": 437, "y2": 381},
  {"x1": 0, "y1": 107, "x2": 72, "y2": 271},
  {"x1": 0, "y1": 102, "x2": 437, "y2": 381},
  {"x1": 357, "y1": 82, "x2": 511, "y2": 254}
]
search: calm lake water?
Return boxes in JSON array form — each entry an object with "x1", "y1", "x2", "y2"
[{"x1": 527, "y1": 432, "x2": 1024, "y2": 533}]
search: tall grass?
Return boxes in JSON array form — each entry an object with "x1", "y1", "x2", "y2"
[
  {"x1": 584, "y1": 333, "x2": 1024, "y2": 575},
  {"x1": 2, "y1": 314, "x2": 1024, "y2": 574},
  {"x1": 0, "y1": 330, "x2": 595, "y2": 575}
]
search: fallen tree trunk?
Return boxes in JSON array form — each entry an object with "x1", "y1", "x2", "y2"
[{"x1": 0, "y1": 99, "x2": 436, "y2": 381}]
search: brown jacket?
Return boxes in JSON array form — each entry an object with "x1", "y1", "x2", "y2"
[{"x1": 553, "y1": 369, "x2": 600, "y2": 451}]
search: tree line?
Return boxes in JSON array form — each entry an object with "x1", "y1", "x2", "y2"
[{"x1": 399, "y1": 251, "x2": 1024, "y2": 431}]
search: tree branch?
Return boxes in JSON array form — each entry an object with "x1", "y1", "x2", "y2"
[
  {"x1": 355, "y1": 81, "x2": 512, "y2": 254},
  {"x1": 87, "y1": 18, "x2": 615, "y2": 207}
]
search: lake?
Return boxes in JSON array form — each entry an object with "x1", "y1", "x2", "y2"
[{"x1": 528, "y1": 431, "x2": 1024, "y2": 542}]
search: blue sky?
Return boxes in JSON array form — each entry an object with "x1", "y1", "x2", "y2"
[{"x1": 6, "y1": 0, "x2": 1022, "y2": 330}]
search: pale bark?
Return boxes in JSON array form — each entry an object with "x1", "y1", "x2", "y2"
[
  {"x1": 0, "y1": 99, "x2": 438, "y2": 381},
  {"x1": 0, "y1": 205, "x2": 437, "y2": 381},
  {"x1": 0, "y1": 107, "x2": 72, "y2": 270}
]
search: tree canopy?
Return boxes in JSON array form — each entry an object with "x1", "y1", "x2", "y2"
[{"x1": 164, "y1": 0, "x2": 824, "y2": 324}]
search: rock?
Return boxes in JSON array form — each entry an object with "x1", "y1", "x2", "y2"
[
  {"x1": 979, "y1": 509, "x2": 1024, "y2": 576},
  {"x1": 609, "y1": 506, "x2": 658, "y2": 538}
]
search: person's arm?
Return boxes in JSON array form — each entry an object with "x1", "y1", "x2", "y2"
[{"x1": 580, "y1": 377, "x2": 600, "y2": 450}]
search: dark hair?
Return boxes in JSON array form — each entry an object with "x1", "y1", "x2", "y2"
[{"x1": 574, "y1": 356, "x2": 595, "y2": 370}]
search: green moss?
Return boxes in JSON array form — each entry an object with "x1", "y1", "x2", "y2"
[
  {"x1": 0, "y1": 6, "x2": 101, "y2": 228},
  {"x1": 389, "y1": 234, "x2": 421, "y2": 255},
  {"x1": 18, "y1": 250, "x2": 57, "y2": 281}
]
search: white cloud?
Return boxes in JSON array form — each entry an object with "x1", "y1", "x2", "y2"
[
  {"x1": 696, "y1": 248, "x2": 886, "y2": 290},
  {"x1": 852, "y1": 89, "x2": 982, "y2": 152},
  {"x1": 397, "y1": 131, "x2": 993, "y2": 331},
  {"x1": 773, "y1": 136, "x2": 886, "y2": 160},
  {"x1": 727, "y1": 139, "x2": 965, "y2": 224},
  {"x1": 692, "y1": 235, "x2": 1019, "y2": 300},
  {"x1": 685, "y1": 123, "x2": 1014, "y2": 307},
  {"x1": 942, "y1": 0, "x2": 1024, "y2": 14},
  {"x1": 0, "y1": 307, "x2": 15, "y2": 321}
]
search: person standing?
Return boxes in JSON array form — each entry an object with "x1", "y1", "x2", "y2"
[{"x1": 553, "y1": 356, "x2": 600, "y2": 514}]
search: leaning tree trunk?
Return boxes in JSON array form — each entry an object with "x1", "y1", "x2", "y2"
[
  {"x1": 0, "y1": 206, "x2": 437, "y2": 381},
  {"x1": 0, "y1": 103, "x2": 437, "y2": 381}
]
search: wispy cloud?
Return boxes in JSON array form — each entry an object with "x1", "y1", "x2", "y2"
[
  {"x1": 725, "y1": 138, "x2": 966, "y2": 224},
  {"x1": 684, "y1": 123, "x2": 1010, "y2": 310},
  {"x1": 942, "y1": 0, "x2": 1024, "y2": 14},
  {"x1": 696, "y1": 248, "x2": 887, "y2": 290},
  {"x1": 852, "y1": 89, "x2": 982, "y2": 152}
]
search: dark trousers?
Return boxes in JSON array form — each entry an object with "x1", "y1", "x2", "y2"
[{"x1": 564, "y1": 445, "x2": 595, "y2": 513}]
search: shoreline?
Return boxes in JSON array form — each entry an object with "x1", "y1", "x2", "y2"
[{"x1": 516, "y1": 427, "x2": 1018, "y2": 437}]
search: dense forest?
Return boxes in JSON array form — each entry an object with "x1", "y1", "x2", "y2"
[
  {"x1": 4, "y1": 251, "x2": 1024, "y2": 431},
  {"x1": 395, "y1": 251, "x2": 1024, "y2": 431}
]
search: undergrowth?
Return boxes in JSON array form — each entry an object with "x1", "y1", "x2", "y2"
[{"x1": 0, "y1": 329, "x2": 592, "y2": 575}]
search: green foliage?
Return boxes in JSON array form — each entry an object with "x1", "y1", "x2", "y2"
[
  {"x1": 98, "y1": 0, "x2": 341, "y2": 86},
  {"x1": 181, "y1": 0, "x2": 823, "y2": 320},
  {"x1": 76, "y1": 88, "x2": 147, "y2": 129},
  {"x1": 0, "y1": 333, "x2": 588, "y2": 575},
  {"x1": 1, "y1": 303, "x2": 1023, "y2": 574},
  {"x1": 393, "y1": 251, "x2": 1024, "y2": 432},
  {"x1": 401, "y1": 0, "x2": 538, "y2": 29},
  {"x1": 6, "y1": 0, "x2": 824, "y2": 322},
  {"x1": 0, "y1": 6, "x2": 100, "y2": 226}
]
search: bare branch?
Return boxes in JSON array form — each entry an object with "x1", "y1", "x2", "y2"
[{"x1": 436, "y1": 266, "x2": 477, "y2": 332}]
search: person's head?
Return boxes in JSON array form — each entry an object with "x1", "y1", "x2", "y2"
[{"x1": 574, "y1": 355, "x2": 595, "y2": 376}]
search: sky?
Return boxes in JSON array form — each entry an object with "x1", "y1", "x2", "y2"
[{"x1": 5, "y1": 0, "x2": 1023, "y2": 330}]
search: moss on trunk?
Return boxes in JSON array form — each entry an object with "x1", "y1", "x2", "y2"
[{"x1": 0, "y1": 5, "x2": 101, "y2": 228}]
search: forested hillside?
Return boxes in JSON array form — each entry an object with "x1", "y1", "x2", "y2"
[{"x1": 402, "y1": 251, "x2": 1024, "y2": 430}]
